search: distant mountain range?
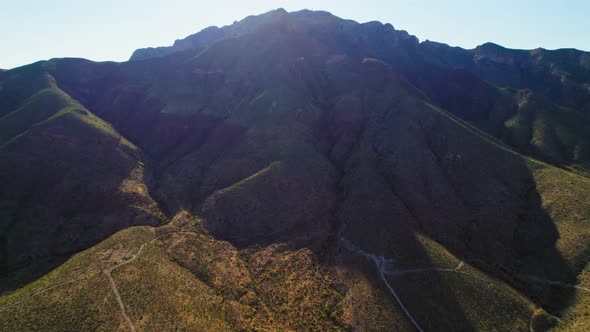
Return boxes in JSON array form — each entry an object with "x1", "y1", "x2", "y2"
[{"x1": 1, "y1": 8, "x2": 589, "y2": 331}]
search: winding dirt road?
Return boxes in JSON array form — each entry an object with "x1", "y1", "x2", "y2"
[
  {"x1": 340, "y1": 237, "x2": 425, "y2": 332},
  {"x1": 340, "y1": 237, "x2": 590, "y2": 332},
  {"x1": 518, "y1": 274, "x2": 590, "y2": 293},
  {"x1": 2, "y1": 231, "x2": 587, "y2": 332},
  {"x1": 0, "y1": 230, "x2": 198, "y2": 319},
  {"x1": 101, "y1": 230, "x2": 199, "y2": 331}
]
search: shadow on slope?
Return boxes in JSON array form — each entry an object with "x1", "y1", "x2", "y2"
[
  {"x1": 323, "y1": 57, "x2": 578, "y2": 328},
  {"x1": 0, "y1": 67, "x2": 164, "y2": 295},
  {"x1": 2, "y1": 19, "x2": 585, "y2": 328}
]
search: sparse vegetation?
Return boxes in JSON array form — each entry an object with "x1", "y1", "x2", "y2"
[{"x1": 1, "y1": 8, "x2": 590, "y2": 331}]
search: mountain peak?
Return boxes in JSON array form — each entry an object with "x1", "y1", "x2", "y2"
[
  {"x1": 130, "y1": 8, "x2": 298, "y2": 61},
  {"x1": 272, "y1": 7, "x2": 288, "y2": 15},
  {"x1": 129, "y1": 9, "x2": 421, "y2": 61}
]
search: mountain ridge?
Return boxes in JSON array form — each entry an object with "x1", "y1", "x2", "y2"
[
  {"x1": 128, "y1": 9, "x2": 590, "y2": 174},
  {"x1": 130, "y1": 9, "x2": 590, "y2": 62},
  {"x1": 1, "y1": 8, "x2": 590, "y2": 331}
]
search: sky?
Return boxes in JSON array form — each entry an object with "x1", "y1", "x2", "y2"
[{"x1": 1, "y1": 0, "x2": 589, "y2": 69}]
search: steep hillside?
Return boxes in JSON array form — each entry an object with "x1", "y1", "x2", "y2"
[
  {"x1": 0, "y1": 64, "x2": 164, "y2": 293},
  {"x1": 1, "y1": 8, "x2": 589, "y2": 331},
  {"x1": 1, "y1": 211, "x2": 557, "y2": 331},
  {"x1": 129, "y1": 9, "x2": 590, "y2": 173}
]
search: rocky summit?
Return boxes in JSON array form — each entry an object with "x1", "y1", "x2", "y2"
[{"x1": 1, "y1": 8, "x2": 590, "y2": 331}]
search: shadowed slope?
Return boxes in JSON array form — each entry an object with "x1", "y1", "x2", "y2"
[
  {"x1": 0, "y1": 8, "x2": 589, "y2": 331},
  {"x1": 0, "y1": 65, "x2": 164, "y2": 293},
  {"x1": 129, "y1": 9, "x2": 590, "y2": 173}
]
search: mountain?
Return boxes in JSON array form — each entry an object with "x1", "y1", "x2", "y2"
[{"x1": 1, "y1": 8, "x2": 589, "y2": 331}]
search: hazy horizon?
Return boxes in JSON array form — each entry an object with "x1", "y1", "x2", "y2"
[{"x1": 2, "y1": 0, "x2": 589, "y2": 69}]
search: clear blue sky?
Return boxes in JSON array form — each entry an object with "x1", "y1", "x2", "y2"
[{"x1": 1, "y1": 0, "x2": 588, "y2": 69}]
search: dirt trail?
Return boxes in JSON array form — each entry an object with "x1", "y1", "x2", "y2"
[
  {"x1": 340, "y1": 237, "x2": 587, "y2": 332},
  {"x1": 518, "y1": 274, "x2": 590, "y2": 293},
  {"x1": 0, "y1": 230, "x2": 198, "y2": 315},
  {"x1": 0, "y1": 269, "x2": 102, "y2": 313},
  {"x1": 385, "y1": 261, "x2": 464, "y2": 276},
  {"x1": 340, "y1": 238, "x2": 425, "y2": 332},
  {"x1": 4, "y1": 230, "x2": 582, "y2": 331},
  {"x1": 105, "y1": 269, "x2": 136, "y2": 332},
  {"x1": 102, "y1": 230, "x2": 199, "y2": 331}
]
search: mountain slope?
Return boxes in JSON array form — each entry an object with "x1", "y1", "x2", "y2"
[
  {"x1": 0, "y1": 63, "x2": 164, "y2": 292},
  {"x1": 1, "y1": 8, "x2": 589, "y2": 331},
  {"x1": 1, "y1": 211, "x2": 555, "y2": 331},
  {"x1": 129, "y1": 9, "x2": 590, "y2": 173}
]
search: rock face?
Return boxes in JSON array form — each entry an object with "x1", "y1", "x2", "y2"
[
  {"x1": 130, "y1": 8, "x2": 291, "y2": 61},
  {"x1": 130, "y1": 25, "x2": 229, "y2": 61},
  {"x1": 1, "y1": 8, "x2": 590, "y2": 331}
]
